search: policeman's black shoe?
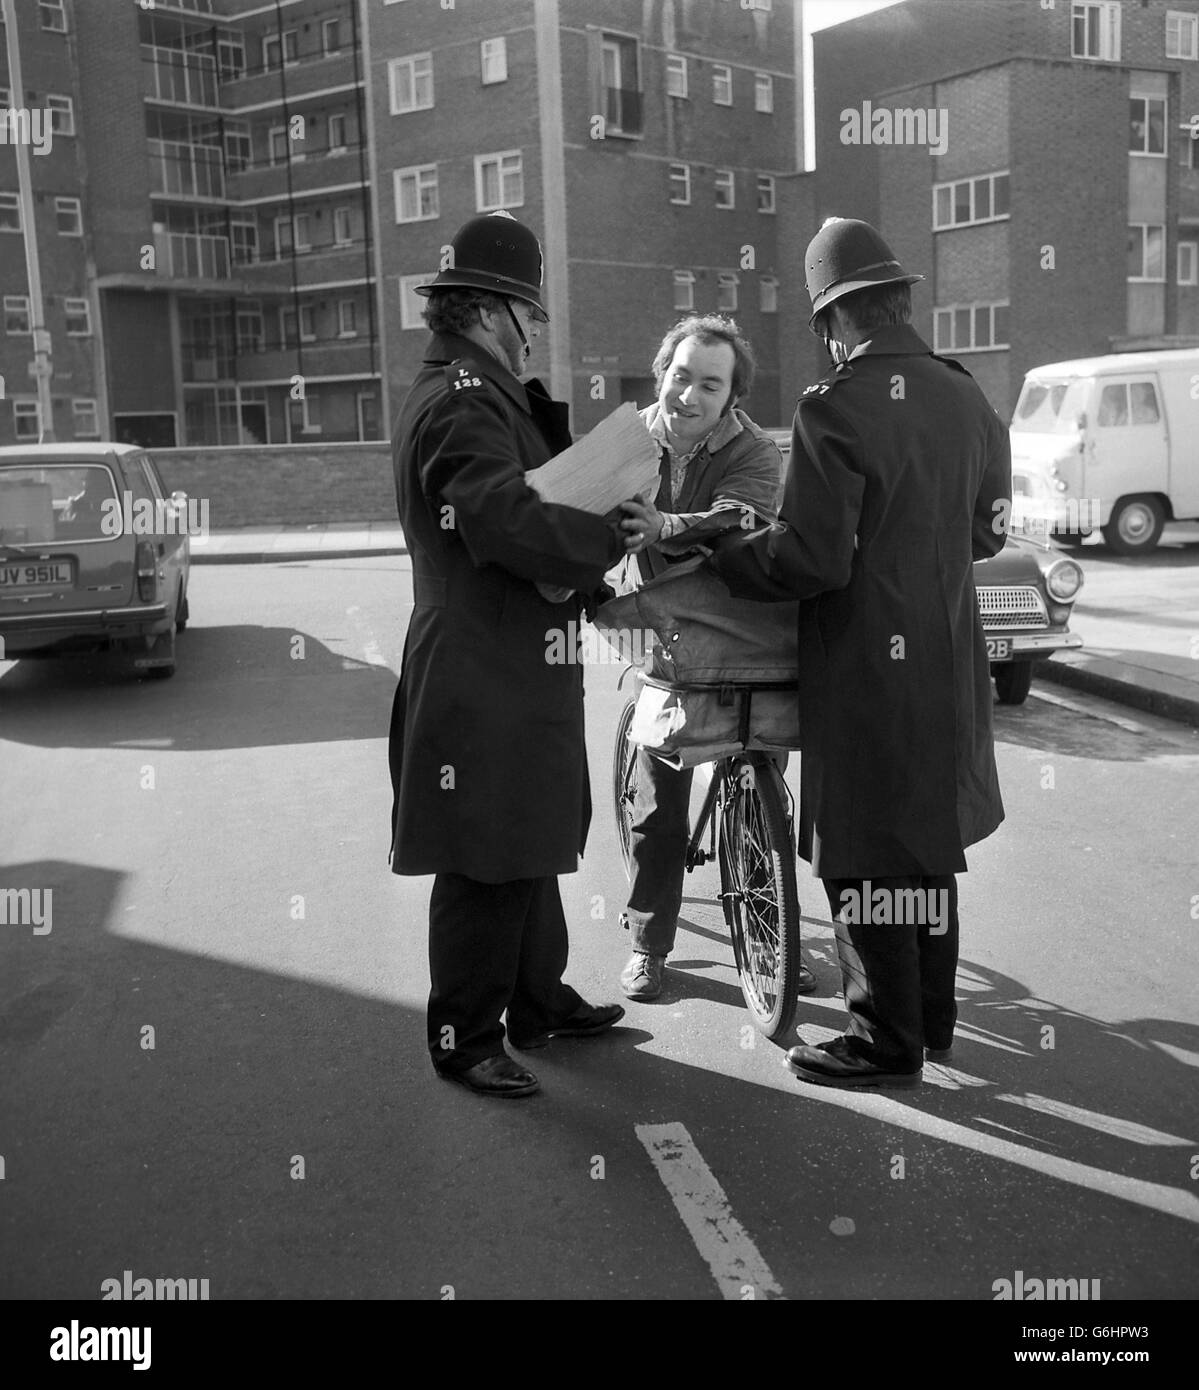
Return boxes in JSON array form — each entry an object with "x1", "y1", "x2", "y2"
[
  {"x1": 621, "y1": 951, "x2": 666, "y2": 999},
  {"x1": 924, "y1": 1044, "x2": 954, "y2": 1063},
  {"x1": 787, "y1": 1036, "x2": 922, "y2": 1090},
  {"x1": 509, "y1": 1002, "x2": 625, "y2": 1050},
  {"x1": 796, "y1": 962, "x2": 818, "y2": 995},
  {"x1": 436, "y1": 1053, "x2": 540, "y2": 1098}
]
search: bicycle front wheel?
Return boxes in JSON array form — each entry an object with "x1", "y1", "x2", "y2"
[
  {"x1": 718, "y1": 756, "x2": 803, "y2": 1043},
  {"x1": 612, "y1": 697, "x2": 638, "y2": 879}
]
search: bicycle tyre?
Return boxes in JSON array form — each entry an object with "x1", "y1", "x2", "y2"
[
  {"x1": 612, "y1": 697, "x2": 638, "y2": 879},
  {"x1": 718, "y1": 756, "x2": 803, "y2": 1043}
]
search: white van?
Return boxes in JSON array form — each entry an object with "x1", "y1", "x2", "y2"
[{"x1": 1008, "y1": 348, "x2": 1199, "y2": 554}]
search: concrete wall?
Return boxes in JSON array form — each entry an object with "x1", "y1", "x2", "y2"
[{"x1": 151, "y1": 443, "x2": 394, "y2": 527}]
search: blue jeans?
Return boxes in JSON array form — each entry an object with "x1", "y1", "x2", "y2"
[{"x1": 624, "y1": 748, "x2": 693, "y2": 957}]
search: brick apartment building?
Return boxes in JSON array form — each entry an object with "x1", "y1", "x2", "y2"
[
  {"x1": 0, "y1": 0, "x2": 104, "y2": 447},
  {"x1": 0, "y1": 0, "x2": 807, "y2": 448},
  {"x1": 367, "y1": 0, "x2": 806, "y2": 434},
  {"x1": 806, "y1": 0, "x2": 1199, "y2": 421}
]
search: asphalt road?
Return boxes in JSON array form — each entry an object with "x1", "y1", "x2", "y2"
[{"x1": 1, "y1": 557, "x2": 1197, "y2": 1302}]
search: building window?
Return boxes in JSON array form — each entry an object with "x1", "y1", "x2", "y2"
[
  {"x1": 713, "y1": 64, "x2": 733, "y2": 106},
  {"x1": 668, "y1": 163, "x2": 691, "y2": 205},
  {"x1": 1166, "y1": 10, "x2": 1198, "y2": 59},
  {"x1": 39, "y1": 0, "x2": 66, "y2": 32},
  {"x1": 0, "y1": 193, "x2": 20, "y2": 233},
  {"x1": 717, "y1": 272, "x2": 739, "y2": 312},
  {"x1": 275, "y1": 213, "x2": 312, "y2": 256},
  {"x1": 333, "y1": 206, "x2": 353, "y2": 246},
  {"x1": 72, "y1": 400, "x2": 100, "y2": 439},
  {"x1": 754, "y1": 73, "x2": 773, "y2": 113},
  {"x1": 4, "y1": 295, "x2": 31, "y2": 333},
  {"x1": 269, "y1": 127, "x2": 290, "y2": 165},
  {"x1": 231, "y1": 219, "x2": 258, "y2": 264},
  {"x1": 1130, "y1": 96, "x2": 1166, "y2": 155},
  {"x1": 475, "y1": 150, "x2": 523, "y2": 210},
  {"x1": 673, "y1": 269, "x2": 695, "y2": 311},
  {"x1": 338, "y1": 300, "x2": 357, "y2": 337},
  {"x1": 932, "y1": 301, "x2": 1010, "y2": 353},
  {"x1": 601, "y1": 33, "x2": 642, "y2": 136},
  {"x1": 328, "y1": 114, "x2": 348, "y2": 153},
  {"x1": 225, "y1": 125, "x2": 252, "y2": 173},
  {"x1": 760, "y1": 276, "x2": 778, "y2": 314},
  {"x1": 262, "y1": 30, "x2": 298, "y2": 72},
  {"x1": 46, "y1": 95, "x2": 75, "y2": 137},
  {"x1": 1180, "y1": 240, "x2": 1199, "y2": 285},
  {"x1": 390, "y1": 54, "x2": 434, "y2": 114},
  {"x1": 218, "y1": 35, "x2": 246, "y2": 80},
  {"x1": 715, "y1": 169, "x2": 735, "y2": 209},
  {"x1": 1128, "y1": 223, "x2": 1166, "y2": 280},
  {"x1": 481, "y1": 37, "x2": 508, "y2": 84},
  {"x1": 236, "y1": 304, "x2": 264, "y2": 353},
  {"x1": 1072, "y1": 1, "x2": 1121, "y2": 61},
  {"x1": 933, "y1": 170, "x2": 1010, "y2": 230},
  {"x1": 281, "y1": 304, "x2": 316, "y2": 345},
  {"x1": 322, "y1": 18, "x2": 343, "y2": 56},
  {"x1": 666, "y1": 53, "x2": 688, "y2": 98},
  {"x1": 757, "y1": 174, "x2": 776, "y2": 214},
  {"x1": 14, "y1": 400, "x2": 41, "y2": 440},
  {"x1": 64, "y1": 298, "x2": 92, "y2": 335},
  {"x1": 400, "y1": 273, "x2": 431, "y2": 330},
  {"x1": 55, "y1": 196, "x2": 82, "y2": 236},
  {"x1": 395, "y1": 164, "x2": 439, "y2": 222}
]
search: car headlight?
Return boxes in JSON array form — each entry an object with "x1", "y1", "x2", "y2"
[{"x1": 1045, "y1": 558, "x2": 1083, "y2": 602}]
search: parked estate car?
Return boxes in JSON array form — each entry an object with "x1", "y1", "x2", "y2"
[
  {"x1": 0, "y1": 444, "x2": 190, "y2": 680},
  {"x1": 763, "y1": 429, "x2": 1084, "y2": 704}
]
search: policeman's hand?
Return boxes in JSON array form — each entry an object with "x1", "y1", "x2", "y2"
[{"x1": 619, "y1": 497, "x2": 665, "y2": 553}]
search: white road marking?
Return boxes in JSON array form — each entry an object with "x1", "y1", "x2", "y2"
[
  {"x1": 345, "y1": 605, "x2": 391, "y2": 669},
  {"x1": 995, "y1": 1092, "x2": 1195, "y2": 1146},
  {"x1": 1030, "y1": 686, "x2": 1151, "y2": 734},
  {"x1": 635, "y1": 1122, "x2": 784, "y2": 1300}
]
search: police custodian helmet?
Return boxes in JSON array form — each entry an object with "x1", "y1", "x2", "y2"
[
  {"x1": 415, "y1": 211, "x2": 548, "y2": 320},
  {"x1": 805, "y1": 216, "x2": 923, "y2": 327}
]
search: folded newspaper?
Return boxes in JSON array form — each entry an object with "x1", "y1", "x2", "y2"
[{"x1": 526, "y1": 402, "x2": 660, "y2": 602}]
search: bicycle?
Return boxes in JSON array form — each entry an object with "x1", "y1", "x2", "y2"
[{"x1": 612, "y1": 681, "x2": 805, "y2": 1043}]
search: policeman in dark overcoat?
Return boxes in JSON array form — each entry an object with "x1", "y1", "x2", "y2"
[
  {"x1": 388, "y1": 213, "x2": 629, "y2": 1098},
  {"x1": 711, "y1": 218, "x2": 1011, "y2": 1088}
]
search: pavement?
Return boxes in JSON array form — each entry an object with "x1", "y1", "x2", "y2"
[{"x1": 189, "y1": 518, "x2": 1199, "y2": 727}]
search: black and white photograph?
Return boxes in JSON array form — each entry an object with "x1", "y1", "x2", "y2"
[{"x1": 1, "y1": 0, "x2": 1197, "y2": 1349}]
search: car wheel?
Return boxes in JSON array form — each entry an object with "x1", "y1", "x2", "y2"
[
  {"x1": 1101, "y1": 496, "x2": 1165, "y2": 556},
  {"x1": 995, "y1": 661, "x2": 1033, "y2": 705},
  {"x1": 175, "y1": 586, "x2": 189, "y2": 633}
]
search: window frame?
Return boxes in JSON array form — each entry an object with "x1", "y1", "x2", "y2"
[
  {"x1": 399, "y1": 272, "x2": 432, "y2": 330},
  {"x1": 64, "y1": 297, "x2": 92, "y2": 336},
  {"x1": 389, "y1": 53, "x2": 434, "y2": 115},
  {"x1": 1128, "y1": 223, "x2": 1166, "y2": 282},
  {"x1": 714, "y1": 168, "x2": 736, "y2": 210},
  {"x1": 1130, "y1": 94, "x2": 1167, "y2": 157},
  {"x1": 13, "y1": 399, "x2": 42, "y2": 440},
  {"x1": 4, "y1": 294, "x2": 31, "y2": 334},
  {"x1": 931, "y1": 300, "x2": 1011, "y2": 354},
  {"x1": 0, "y1": 193, "x2": 21, "y2": 233},
  {"x1": 760, "y1": 275, "x2": 779, "y2": 314},
  {"x1": 54, "y1": 196, "x2": 83, "y2": 236},
  {"x1": 712, "y1": 63, "x2": 733, "y2": 106},
  {"x1": 332, "y1": 206, "x2": 353, "y2": 247},
  {"x1": 756, "y1": 174, "x2": 776, "y2": 214},
  {"x1": 337, "y1": 299, "x2": 358, "y2": 338},
  {"x1": 754, "y1": 72, "x2": 774, "y2": 113},
  {"x1": 600, "y1": 31, "x2": 643, "y2": 137},
  {"x1": 666, "y1": 53, "x2": 688, "y2": 99},
  {"x1": 668, "y1": 162, "x2": 691, "y2": 206},
  {"x1": 716, "y1": 271, "x2": 739, "y2": 312},
  {"x1": 673, "y1": 269, "x2": 695, "y2": 312},
  {"x1": 1177, "y1": 239, "x2": 1198, "y2": 285},
  {"x1": 932, "y1": 170, "x2": 1011, "y2": 231},
  {"x1": 1072, "y1": 1, "x2": 1121, "y2": 62},
  {"x1": 46, "y1": 94, "x2": 75, "y2": 137},
  {"x1": 39, "y1": 0, "x2": 67, "y2": 33},
  {"x1": 328, "y1": 113, "x2": 349, "y2": 154},
  {"x1": 322, "y1": 17, "x2": 343, "y2": 57},
  {"x1": 481, "y1": 37, "x2": 508, "y2": 85},
  {"x1": 262, "y1": 30, "x2": 298, "y2": 73},
  {"x1": 474, "y1": 150, "x2": 524, "y2": 212},
  {"x1": 72, "y1": 399, "x2": 100, "y2": 439},
  {"x1": 394, "y1": 164, "x2": 439, "y2": 223},
  {"x1": 1165, "y1": 10, "x2": 1198, "y2": 60}
]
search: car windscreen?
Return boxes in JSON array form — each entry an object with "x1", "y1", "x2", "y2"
[
  {"x1": 1010, "y1": 378, "x2": 1091, "y2": 434},
  {"x1": 0, "y1": 464, "x2": 120, "y2": 544}
]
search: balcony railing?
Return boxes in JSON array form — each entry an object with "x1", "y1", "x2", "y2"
[
  {"x1": 155, "y1": 230, "x2": 231, "y2": 281},
  {"x1": 149, "y1": 138, "x2": 225, "y2": 199},
  {"x1": 142, "y1": 44, "x2": 219, "y2": 107}
]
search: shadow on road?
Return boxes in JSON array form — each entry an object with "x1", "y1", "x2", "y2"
[{"x1": 0, "y1": 625, "x2": 394, "y2": 751}]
